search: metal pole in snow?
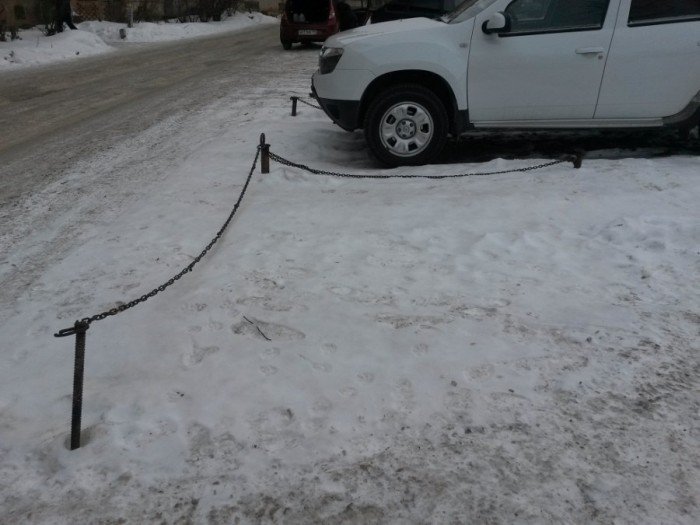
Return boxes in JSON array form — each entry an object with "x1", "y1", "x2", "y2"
[
  {"x1": 260, "y1": 133, "x2": 270, "y2": 174},
  {"x1": 54, "y1": 320, "x2": 90, "y2": 450}
]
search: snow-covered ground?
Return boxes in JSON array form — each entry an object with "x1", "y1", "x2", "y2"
[
  {"x1": 1, "y1": 46, "x2": 699, "y2": 523},
  {"x1": 0, "y1": 13, "x2": 276, "y2": 69}
]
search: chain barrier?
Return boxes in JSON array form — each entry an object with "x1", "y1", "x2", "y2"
[
  {"x1": 290, "y1": 95, "x2": 322, "y2": 116},
  {"x1": 53, "y1": 131, "x2": 580, "y2": 451},
  {"x1": 297, "y1": 97, "x2": 322, "y2": 110},
  {"x1": 54, "y1": 139, "x2": 261, "y2": 450},
  {"x1": 56, "y1": 146, "x2": 260, "y2": 334},
  {"x1": 268, "y1": 150, "x2": 581, "y2": 179}
]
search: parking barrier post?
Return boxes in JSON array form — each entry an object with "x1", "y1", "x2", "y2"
[
  {"x1": 291, "y1": 96, "x2": 298, "y2": 117},
  {"x1": 55, "y1": 319, "x2": 90, "y2": 450},
  {"x1": 260, "y1": 133, "x2": 270, "y2": 174},
  {"x1": 571, "y1": 152, "x2": 584, "y2": 169}
]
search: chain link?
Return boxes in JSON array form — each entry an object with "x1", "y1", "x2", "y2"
[
  {"x1": 295, "y1": 96, "x2": 322, "y2": 110},
  {"x1": 268, "y1": 151, "x2": 570, "y2": 180},
  {"x1": 72, "y1": 146, "x2": 260, "y2": 328}
]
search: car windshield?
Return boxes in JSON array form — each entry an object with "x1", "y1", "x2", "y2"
[{"x1": 442, "y1": 0, "x2": 498, "y2": 23}]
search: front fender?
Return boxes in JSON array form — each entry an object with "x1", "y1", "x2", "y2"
[{"x1": 338, "y1": 19, "x2": 473, "y2": 110}]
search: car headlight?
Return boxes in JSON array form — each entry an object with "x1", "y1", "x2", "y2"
[{"x1": 319, "y1": 47, "x2": 344, "y2": 75}]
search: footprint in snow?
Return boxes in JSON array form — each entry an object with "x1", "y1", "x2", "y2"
[
  {"x1": 182, "y1": 344, "x2": 220, "y2": 367},
  {"x1": 231, "y1": 317, "x2": 305, "y2": 342}
]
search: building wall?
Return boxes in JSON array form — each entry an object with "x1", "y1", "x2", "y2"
[
  {"x1": 269, "y1": 0, "x2": 368, "y2": 15},
  {"x1": 74, "y1": 0, "x2": 107, "y2": 20},
  {"x1": 0, "y1": 0, "x2": 42, "y2": 28},
  {"x1": 257, "y1": 0, "x2": 280, "y2": 13},
  {"x1": 0, "y1": 0, "x2": 280, "y2": 29}
]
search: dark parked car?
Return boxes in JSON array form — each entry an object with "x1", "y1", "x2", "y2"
[
  {"x1": 281, "y1": 0, "x2": 360, "y2": 49},
  {"x1": 370, "y1": 0, "x2": 455, "y2": 23}
]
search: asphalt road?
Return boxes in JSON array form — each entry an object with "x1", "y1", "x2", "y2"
[
  {"x1": 0, "y1": 24, "x2": 280, "y2": 203},
  {"x1": 0, "y1": 23, "x2": 308, "y2": 316}
]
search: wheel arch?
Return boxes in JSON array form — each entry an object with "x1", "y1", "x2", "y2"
[{"x1": 359, "y1": 70, "x2": 468, "y2": 136}]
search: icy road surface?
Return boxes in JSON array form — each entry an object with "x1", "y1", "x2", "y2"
[{"x1": 1, "y1": 26, "x2": 699, "y2": 524}]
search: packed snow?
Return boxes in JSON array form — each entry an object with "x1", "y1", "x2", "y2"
[
  {"x1": 0, "y1": 28, "x2": 113, "y2": 68},
  {"x1": 1, "y1": 43, "x2": 699, "y2": 523},
  {"x1": 0, "y1": 13, "x2": 276, "y2": 69}
]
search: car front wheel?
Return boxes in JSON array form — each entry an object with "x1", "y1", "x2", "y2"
[{"x1": 364, "y1": 84, "x2": 448, "y2": 166}]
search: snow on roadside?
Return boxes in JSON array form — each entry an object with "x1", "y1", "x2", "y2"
[
  {"x1": 0, "y1": 45, "x2": 699, "y2": 522},
  {"x1": 0, "y1": 28, "x2": 112, "y2": 68},
  {"x1": 0, "y1": 12, "x2": 276, "y2": 70},
  {"x1": 79, "y1": 12, "x2": 277, "y2": 43}
]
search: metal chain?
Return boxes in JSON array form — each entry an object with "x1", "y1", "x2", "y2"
[
  {"x1": 295, "y1": 96, "x2": 322, "y2": 110},
  {"x1": 55, "y1": 141, "x2": 573, "y2": 334},
  {"x1": 58, "y1": 146, "x2": 261, "y2": 331},
  {"x1": 268, "y1": 151, "x2": 570, "y2": 179}
]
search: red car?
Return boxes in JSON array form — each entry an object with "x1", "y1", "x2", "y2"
[{"x1": 280, "y1": 0, "x2": 339, "y2": 50}]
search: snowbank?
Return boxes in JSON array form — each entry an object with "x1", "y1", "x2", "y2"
[
  {"x1": 0, "y1": 28, "x2": 112, "y2": 69},
  {"x1": 79, "y1": 12, "x2": 276, "y2": 43},
  {"x1": 0, "y1": 12, "x2": 276, "y2": 70}
]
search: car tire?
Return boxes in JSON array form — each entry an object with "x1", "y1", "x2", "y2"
[
  {"x1": 282, "y1": 40, "x2": 293, "y2": 50},
  {"x1": 690, "y1": 124, "x2": 700, "y2": 153},
  {"x1": 364, "y1": 84, "x2": 448, "y2": 166}
]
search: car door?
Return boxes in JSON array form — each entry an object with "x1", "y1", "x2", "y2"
[
  {"x1": 467, "y1": 0, "x2": 620, "y2": 123},
  {"x1": 595, "y1": 0, "x2": 700, "y2": 119}
]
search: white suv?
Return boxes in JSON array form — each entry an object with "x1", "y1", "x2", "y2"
[{"x1": 311, "y1": 0, "x2": 700, "y2": 165}]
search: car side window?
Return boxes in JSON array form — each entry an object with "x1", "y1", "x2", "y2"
[
  {"x1": 628, "y1": 0, "x2": 700, "y2": 26},
  {"x1": 504, "y1": 0, "x2": 610, "y2": 35}
]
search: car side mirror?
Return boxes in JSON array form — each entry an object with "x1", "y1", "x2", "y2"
[{"x1": 482, "y1": 12, "x2": 510, "y2": 35}]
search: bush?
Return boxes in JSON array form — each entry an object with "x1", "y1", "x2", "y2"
[
  {"x1": 225, "y1": 1, "x2": 241, "y2": 17},
  {"x1": 35, "y1": 0, "x2": 58, "y2": 35},
  {"x1": 0, "y1": 21, "x2": 19, "y2": 41},
  {"x1": 190, "y1": 0, "x2": 239, "y2": 22},
  {"x1": 175, "y1": 0, "x2": 199, "y2": 22},
  {"x1": 14, "y1": 4, "x2": 26, "y2": 20},
  {"x1": 135, "y1": 0, "x2": 161, "y2": 22},
  {"x1": 214, "y1": 0, "x2": 240, "y2": 20}
]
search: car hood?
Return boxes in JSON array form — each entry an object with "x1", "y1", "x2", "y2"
[{"x1": 325, "y1": 17, "x2": 443, "y2": 47}]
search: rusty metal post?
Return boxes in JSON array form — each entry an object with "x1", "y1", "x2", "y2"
[
  {"x1": 70, "y1": 322, "x2": 88, "y2": 450},
  {"x1": 563, "y1": 152, "x2": 584, "y2": 169},
  {"x1": 291, "y1": 96, "x2": 298, "y2": 117},
  {"x1": 260, "y1": 133, "x2": 270, "y2": 174},
  {"x1": 571, "y1": 151, "x2": 584, "y2": 169},
  {"x1": 55, "y1": 319, "x2": 90, "y2": 450}
]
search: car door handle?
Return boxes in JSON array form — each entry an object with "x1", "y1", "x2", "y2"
[{"x1": 576, "y1": 47, "x2": 605, "y2": 55}]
